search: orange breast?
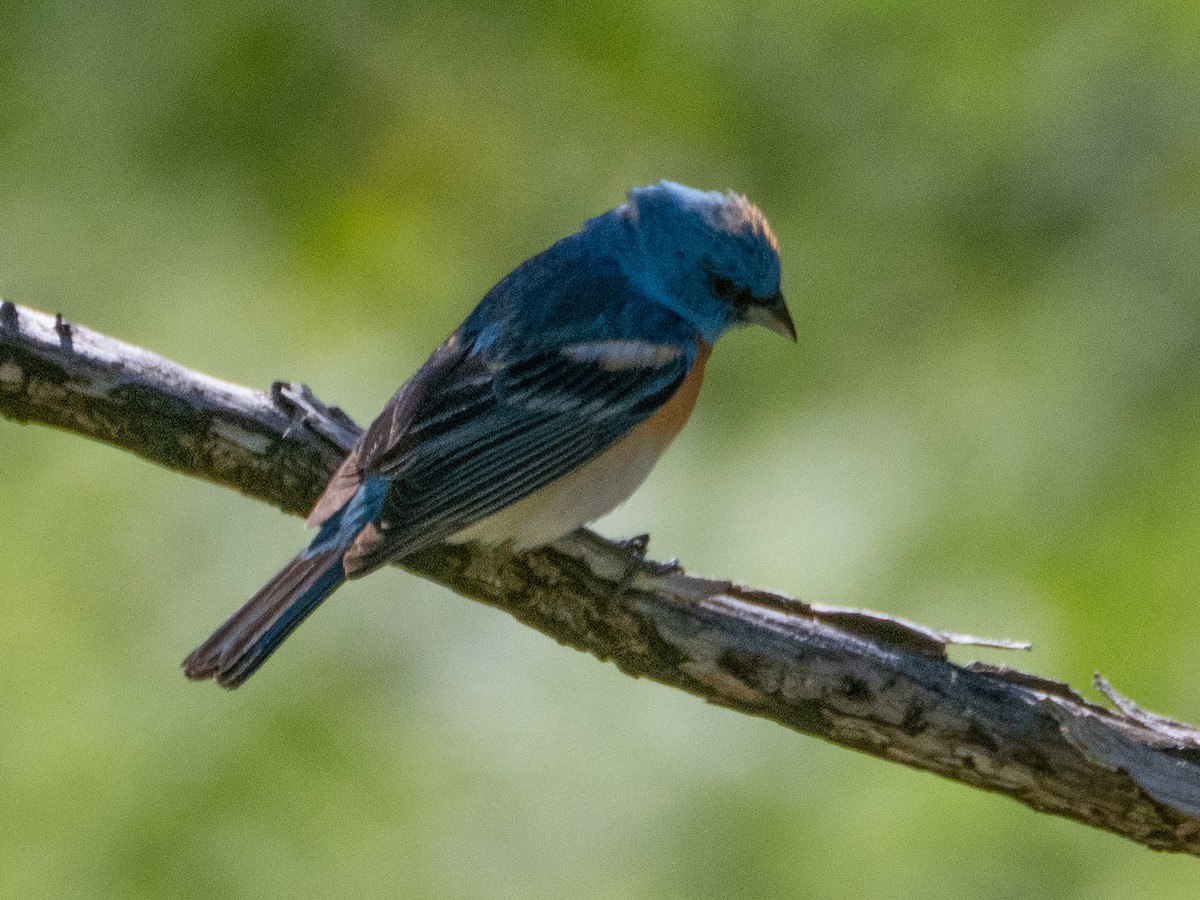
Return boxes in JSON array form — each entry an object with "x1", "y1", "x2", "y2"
[{"x1": 634, "y1": 339, "x2": 712, "y2": 445}]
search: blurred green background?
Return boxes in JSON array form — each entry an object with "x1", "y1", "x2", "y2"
[{"x1": 2, "y1": 1, "x2": 1200, "y2": 897}]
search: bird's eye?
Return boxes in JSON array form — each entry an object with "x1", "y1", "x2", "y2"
[{"x1": 710, "y1": 275, "x2": 739, "y2": 300}]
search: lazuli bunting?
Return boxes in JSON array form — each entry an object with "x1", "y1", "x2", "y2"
[{"x1": 185, "y1": 181, "x2": 794, "y2": 687}]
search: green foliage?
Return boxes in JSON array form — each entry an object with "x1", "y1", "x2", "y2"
[{"x1": 2, "y1": 2, "x2": 1199, "y2": 896}]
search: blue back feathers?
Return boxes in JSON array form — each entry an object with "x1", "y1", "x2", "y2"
[{"x1": 465, "y1": 181, "x2": 784, "y2": 348}]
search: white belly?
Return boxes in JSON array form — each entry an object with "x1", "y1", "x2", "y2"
[{"x1": 448, "y1": 425, "x2": 671, "y2": 550}]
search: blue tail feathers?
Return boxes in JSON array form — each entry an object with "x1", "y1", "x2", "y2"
[{"x1": 183, "y1": 477, "x2": 389, "y2": 688}]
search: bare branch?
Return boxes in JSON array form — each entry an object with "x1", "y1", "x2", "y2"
[{"x1": 3, "y1": 299, "x2": 1200, "y2": 855}]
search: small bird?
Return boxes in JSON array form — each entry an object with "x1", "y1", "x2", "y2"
[{"x1": 184, "y1": 181, "x2": 794, "y2": 687}]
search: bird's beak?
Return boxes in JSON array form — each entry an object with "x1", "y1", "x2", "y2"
[{"x1": 745, "y1": 293, "x2": 796, "y2": 342}]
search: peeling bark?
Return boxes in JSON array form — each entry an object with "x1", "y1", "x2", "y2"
[{"x1": 3, "y1": 300, "x2": 1200, "y2": 855}]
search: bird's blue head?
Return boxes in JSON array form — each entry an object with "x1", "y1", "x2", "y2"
[{"x1": 616, "y1": 181, "x2": 793, "y2": 345}]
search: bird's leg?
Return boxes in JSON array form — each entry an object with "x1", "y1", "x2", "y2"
[
  {"x1": 616, "y1": 533, "x2": 683, "y2": 578},
  {"x1": 616, "y1": 533, "x2": 651, "y2": 558}
]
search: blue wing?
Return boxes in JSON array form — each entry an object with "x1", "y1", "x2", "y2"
[
  {"x1": 305, "y1": 229, "x2": 705, "y2": 573},
  {"x1": 305, "y1": 247, "x2": 701, "y2": 575},
  {"x1": 325, "y1": 330, "x2": 694, "y2": 574}
]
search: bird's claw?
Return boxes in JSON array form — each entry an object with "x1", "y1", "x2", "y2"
[
  {"x1": 617, "y1": 533, "x2": 651, "y2": 558},
  {"x1": 616, "y1": 533, "x2": 683, "y2": 581},
  {"x1": 649, "y1": 557, "x2": 683, "y2": 577}
]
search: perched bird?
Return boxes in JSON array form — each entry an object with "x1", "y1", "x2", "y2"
[{"x1": 184, "y1": 181, "x2": 794, "y2": 687}]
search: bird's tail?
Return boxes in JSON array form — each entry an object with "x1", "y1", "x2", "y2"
[
  {"x1": 185, "y1": 476, "x2": 389, "y2": 688},
  {"x1": 183, "y1": 545, "x2": 347, "y2": 688}
]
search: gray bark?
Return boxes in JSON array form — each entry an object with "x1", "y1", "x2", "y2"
[{"x1": 3, "y1": 299, "x2": 1200, "y2": 855}]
